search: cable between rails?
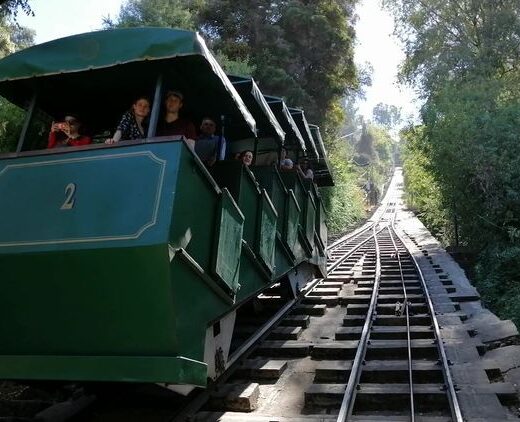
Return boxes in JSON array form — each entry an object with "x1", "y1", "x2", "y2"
[
  {"x1": 391, "y1": 214, "x2": 464, "y2": 422},
  {"x1": 387, "y1": 225, "x2": 415, "y2": 422}
]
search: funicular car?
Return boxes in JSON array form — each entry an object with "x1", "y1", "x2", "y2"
[{"x1": 0, "y1": 27, "x2": 333, "y2": 387}]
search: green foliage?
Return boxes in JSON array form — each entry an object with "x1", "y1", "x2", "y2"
[
  {"x1": 108, "y1": 0, "x2": 366, "y2": 236},
  {"x1": 385, "y1": 0, "x2": 520, "y2": 323},
  {"x1": 474, "y1": 245, "x2": 520, "y2": 327},
  {"x1": 0, "y1": 0, "x2": 32, "y2": 18},
  {"x1": 0, "y1": 17, "x2": 34, "y2": 152},
  {"x1": 198, "y1": 0, "x2": 359, "y2": 124},
  {"x1": 320, "y1": 134, "x2": 365, "y2": 235},
  {"x1": 372, "y1": 103, "x2": 401, "y2": 128},
  {"x1": 355, "y1": 123, "x2": 376, "y2": 165},
  {"x1": 383, "y1": 0, "x2": 520, "y2": 94},
  {"x1": 214, "y1": 52, "x2": 256, "y2": 77},
  {"x1": 400, "y1": 125, "x2": 452, "y2": 242},
  {"x1": 0, "y1": 97, "x2": 23, "y2": 152},
  {"x1": 103, "y1": 0, "x2": 201, "y2": 30}
]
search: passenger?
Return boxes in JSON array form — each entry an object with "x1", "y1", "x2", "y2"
[
  {"x1": 47, "y1": 115, "x2": 92, "y2": 148},
  {"x1": 156, "y1": 90, "x2": 197, "y2": 148},
  {"x1": 195, "y1": 117, "x2": 226, "y2": 167},
  {"x1": 105, "y1": 96, "x2": 151, "y2": 144},
  {"x1": 279, "y1": 147, "x2": 294, "y2": 171},
  {"x1": 296, "y1": 159, "x2": 314, "y2": 180},
  {"x1": 239, "y1": 150, "x2": 254, "y2": 167}
]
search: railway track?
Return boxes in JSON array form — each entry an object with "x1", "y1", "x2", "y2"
[
  {"x1": 187, "y1": 179, "x2": 467, "y2": 421},
  {"x1": 1, "y1": 171, "x2": 517, "y2": 421}
]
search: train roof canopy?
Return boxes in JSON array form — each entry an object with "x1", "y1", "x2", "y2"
[
  {"x1": 0, "y1": 27, "x2": 257, "y2": 139},
  {"x1": 288, "y1": 108, "x2": 319, "y2": 159},
  {"x1": 229, "y1": 76, "x2": 285, "y2": 143},
  {"x1": 264, "y1": 95, "x2": 306, "y2": 152},
  {"x1": 308, "y1": 124, "x2": 333, "y2": 186}
]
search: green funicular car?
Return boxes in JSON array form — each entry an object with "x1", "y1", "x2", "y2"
[{"x1": 0, "y1": 27, "x2": 333, "y2": 389}]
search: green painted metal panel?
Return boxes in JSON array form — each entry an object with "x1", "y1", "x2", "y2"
[
  {"x1": 280, "y1": 172, "x2": 306, "y2": 224},
  {"x1": 0, "y1": 355, "x2": 207, "y2": 385},
  {"x1": 0, "y1": 144, "x2": 178, "y2": 253},
  {"x1": 271, "y1": 174, "x2": 287, "y2": 227},
  {"x1": 0, "y1": 245, "x2": 175, "y2": 355},
  {"x1": 210, "y1": 161, "x2": 262, "y2": 249},
  {"x1": 305, "y1": 194, "x2": 316, "y2": 246},
  {"x1": 213, "y1": 188, "x2": 244, "y2": 291},
  {"x1": 0, "y1": 139, "x2": 236, "y2": 384},
  {"x1": 170, "y1": 250, "x2": 232, "y2": 362},
  {"x1": 273, "y1": 234, "x2": 294, "y2": 279},
  {"x1": 285, "y1": 190, "x2": 300, "y2": 254},
  {"x1": 169, "y1": 146, "x2": 221, "y2": 277},
  {"x1": 236, "y1": 240, "x2": 271, "y2": 302},
  {"x1": 210, "y1": 161, "x2": 242, "y2": 200},
  {"x1": 239, "y1": 168, "x2": 262, "y2": 246},
  {"x1": 251, "y1": 166, "x2": 294, "y2": 279},
  {"x1": 310, "y1": 233, "x2": 327, "y2": 277},
  {"x1": 211, "y1": 161, "x2": 277, "y2": 303},
  {"x1": 251, "y1": 166, "x2": 287, "y2": 236},
  {"x1": 256, "y1": 190, "x2": 278, "y2": 273},
  {"x1": 317, "y1": 196, "x2": 328, "y2": 250}
]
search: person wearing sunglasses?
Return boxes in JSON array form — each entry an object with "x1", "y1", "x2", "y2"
[{"x1": 47, "y1": 115, "x2": 92, "y2": 149}]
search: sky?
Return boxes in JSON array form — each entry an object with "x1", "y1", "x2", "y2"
[
  {"x1": 18, "y1": 0, "x2": 122, "y2": 42},
  {"x1": 354, "y1": 0, "x2": 420, "y2": 124},
  {"x1": 18, "y1": 0, "x2": 419, "y2": 125}
]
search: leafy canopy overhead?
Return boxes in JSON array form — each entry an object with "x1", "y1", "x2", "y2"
[{"x1": 0, "y1": 0, "x2": 32, "y2": 17}]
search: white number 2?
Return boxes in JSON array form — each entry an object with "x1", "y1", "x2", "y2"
[{"x1": 60, "y1": 183, "x2": 76, "y2": 210}]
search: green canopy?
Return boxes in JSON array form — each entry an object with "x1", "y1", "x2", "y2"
[
  {"x1": 309, "y1": 124, "x2": 333, "y2": 186},
  {"x1": 0, "y1": 27, "x2": 256, "y2": 140},
  {"x1": 289, "y1": 108, "x2": 319, "y2": 159},
  {"x1": 265, "y1": 95, "x2": 306, "y2": 152},
  {"x1": 230, "y1": 76, "x2": 285, "y2": 143}
]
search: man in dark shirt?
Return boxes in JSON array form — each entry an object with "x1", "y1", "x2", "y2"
[
  {"x1": 157, "y1": 90, "x2": 197, "y2": 147},
  {"x1": 195, "y1": 117, "x2": 227, "y2": 167}
]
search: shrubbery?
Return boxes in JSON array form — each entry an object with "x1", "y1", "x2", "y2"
[{"x1": 388, "y1": 0, "x2": 520, "y2": 324}]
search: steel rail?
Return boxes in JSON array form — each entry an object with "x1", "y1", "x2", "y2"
[
  {"x1": 336, "y1": 226, "x2": 381, "y2": 421},
  {"x1": 328, "y1": 197, "x2": 392, "y2": 253},
  {"x1": 328, "y1": 175, "x2": 398, "y2": 253},
  {"x1": 387, "y1": 225, "x2": 415, "y2": 422},
  {"x1": 173, "y1": 227, "x2": 382, "y2": 422},
  {"x1": 391, "y1": 223, "x2": 464, "y2": 422},
  {"x1": 327, "y1": 225, "x2": 386, "y2": 273},
  {"x1": 327, "y1": 220, "x2": 376, "y2": 251}
]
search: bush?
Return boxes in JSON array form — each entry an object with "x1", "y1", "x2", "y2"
[{"x1": 474, "y1": 244, "x2": 520, "y2": 327}]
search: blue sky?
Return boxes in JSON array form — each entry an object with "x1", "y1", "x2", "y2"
[
  {"x1": 18, "y1": 0, "x2": 419, "y2": 125},
  {"x1": 18, "y1": 0, "x2": 122, "y2": 42}
]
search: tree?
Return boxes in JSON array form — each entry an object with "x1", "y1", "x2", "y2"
[
  {"x1": 0, "y1": 0, "x2": 32, "y2": 18},
  {"x1": 384, "y1": 0, "x2": 520, "y2": 246},
  {"x1": 355, "y1": 123, "x2": 376, "y2": 165},
  {"x1": 372, "y1": 102, "x2": 401, "y2": 128},
  {"x1": 198, "y1": 0, "x2": 360, "y2": 124},
  {"x1": 103, "y1": 0, "x2": 255, "y2": 75},
  {"x1": 103, "y1": 0, "x2": 370, "y2": 235},
  {"x1": 383, "y1": 0, "x2": 520, "y2": 94},
  {"x1": 385, "y1": 0, "x2": 520, "y2": 325},
  {"x1": 0, "y1": 16, "x2": 35, "y2": 152},
  {"x1": 103, "y1": 0, "x2": 200, "y2": 30}
]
